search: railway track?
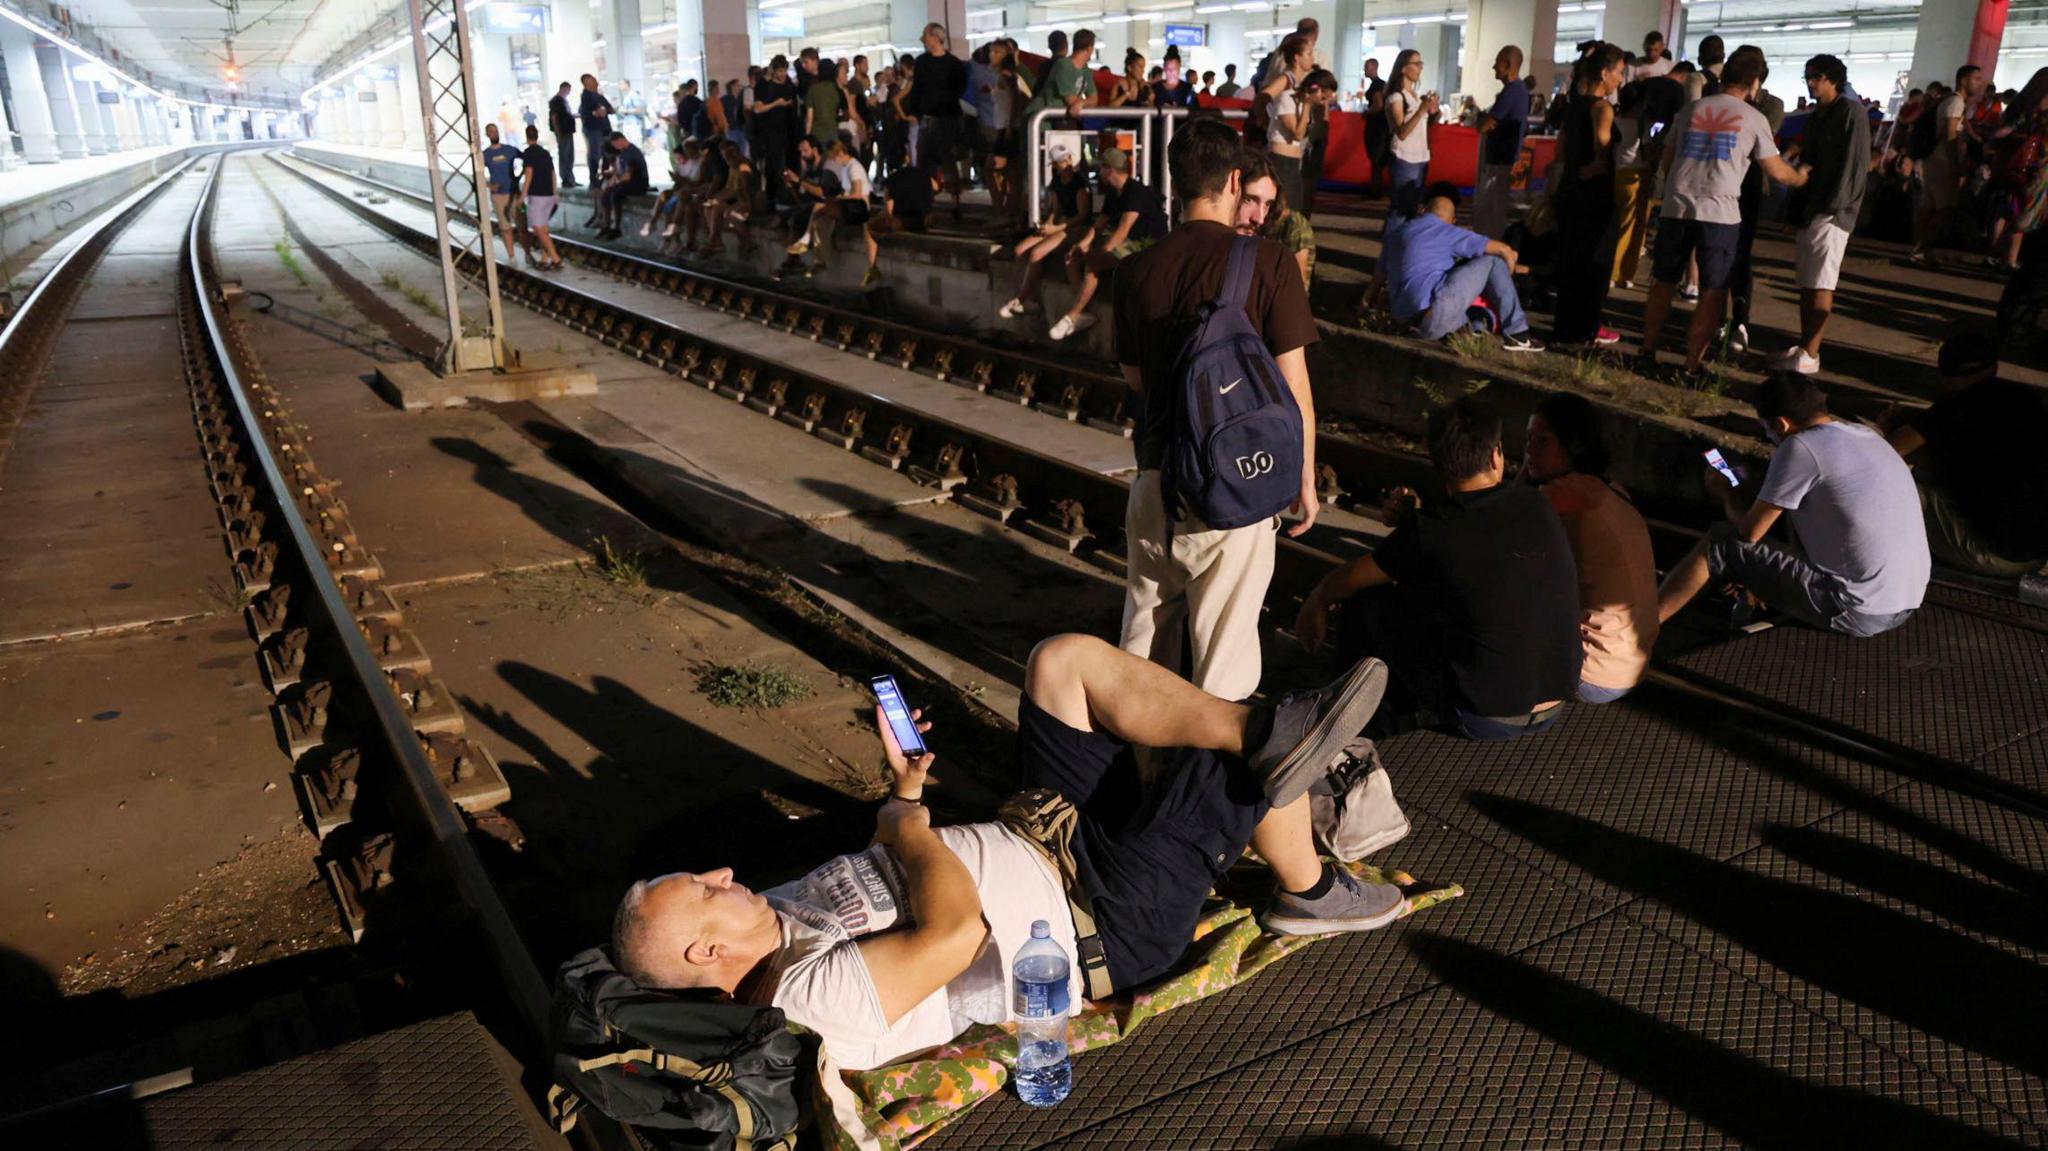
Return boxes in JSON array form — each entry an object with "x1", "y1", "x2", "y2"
[
  {"x1": 267, "y1": 148, "x2": 2048, "y2": 819},
  {"x1": 178, "y1": 157, "x2": 553, "y2": 1054}
]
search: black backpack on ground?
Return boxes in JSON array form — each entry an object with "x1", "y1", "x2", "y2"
[{"x1": 547, "y1": 948, "x2": 807, "y2": 1151}]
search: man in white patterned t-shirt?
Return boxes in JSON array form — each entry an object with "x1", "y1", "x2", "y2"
[{"x1": 610, "y1": 634, "x2": 1409, "y2": 1071}]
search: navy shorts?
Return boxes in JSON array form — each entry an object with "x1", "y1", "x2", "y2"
[
  {"x1": 1017, "y1": 694, "x2": 1269, "y2": 991},
  {"x1": 1652, "y1": 218, "x2": 1740, "y2": 290}
]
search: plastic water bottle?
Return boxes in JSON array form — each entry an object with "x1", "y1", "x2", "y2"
[{"x1": 1011, "y1": 920, "x2": 1073, "y2": 1107}]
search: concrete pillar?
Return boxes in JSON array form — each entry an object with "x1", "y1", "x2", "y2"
[
  {"x1": 1206, "y1": 12, "x2": 1249, "y2": 88},
  {"x1": 72, "y1": 71, "x2": 108, "y2": 153},
  {"x1": 96, "y1": 89, "x2": 124, "y2": 149},
  {"x1": 701, "y1": 0, "x2": 751, "y2": 88},
  {"x1": 34, "y1": 43, "x2": 87, "y2": 157},
  {"x1": 341, "y1": 84, "x2": 363, "y2": 144},
  {"x1": 598, "y1": 0, "x2": 644, "y2": 92},
  {"x1": 375, "y1": 68, "x2": 405, "y2": 146},
  {"x1": 0, "y1": 23, "x2": 61, "y2": 162},
  {"x1": 1599, "y1": 0, "x2": 1678, "y2": 58},
  {"x1": 397, "y1": 45, "x2": 425, "y2": 151},
  {"x1": 1908, "y1": 0, "x2": 2008, "y2": 91},
  {"x1": 890, "y1": 0, "x2": 968, "y2": 58},
  {"x1": 547, "y1": 0, "x2": 597, "y2": 92},
  {"x1": 1331, "y1": 0, "x2": 1365, "y2": 94},
  {"x1": 1464, "y1": 0, "x2": 1554, "y2": 106}
]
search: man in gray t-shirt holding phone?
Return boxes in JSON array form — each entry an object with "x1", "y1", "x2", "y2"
[
  {"x1": 1636, "y1": 49, "x2": 1807, "y2": 374},
  {"x1": 1658, "y1": 374, "x2": 1929, "y2": 637}
]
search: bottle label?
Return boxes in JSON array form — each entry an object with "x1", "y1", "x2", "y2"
[{"x1": 1014, "y1": 977, "x2": 1070, "y2": 1019}]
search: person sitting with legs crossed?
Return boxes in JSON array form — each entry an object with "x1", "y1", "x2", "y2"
[{"x1": 1378, "y1": 182, "x2": 1544, "y2": 352}]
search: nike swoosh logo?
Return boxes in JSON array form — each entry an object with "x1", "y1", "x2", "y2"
[{"x1": 1219, "y1": 378, "x2": 1243, "y2": 395}]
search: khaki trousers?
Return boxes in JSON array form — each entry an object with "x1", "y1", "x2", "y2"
[{"x1": 1118, "y1": 470, "x2": 1277, "y2": 703}]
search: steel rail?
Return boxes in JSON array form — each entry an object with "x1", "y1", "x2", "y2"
[
  {"x1": 271, "y1": 149, "x2": 2048, "y2": 824},
  {"x1": 184, "y1": 156, "x2": 552, "y2": 1047},
  {"x1": 281, "y1": 148, "x2": 1443, "y2": 506},
  {"x1": 0, "y1": 158, "x2": 200, "y2": 456}
]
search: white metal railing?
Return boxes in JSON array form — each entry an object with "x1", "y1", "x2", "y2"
[{"x1": 1024, "y1": 105, "x2": 1247, "y2": 228}]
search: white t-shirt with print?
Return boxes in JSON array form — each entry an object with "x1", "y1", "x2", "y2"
[
  {"x1": 825, "y1": 155, "x2": 870, "y2": 199},
  {"x1": 1661, "y1": 94, "x2": 1779, "y2": 225},
  {"x1": 754, "y1": 822, "x2": 1078, "y2": 1071},
  {"x1": 1388, "y1": 89, "x2": 1431, "y2": 163}
]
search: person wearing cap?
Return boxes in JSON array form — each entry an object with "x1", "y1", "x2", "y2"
[
  {"x1": 998, "y1": 145, "x2": 1093, "y2": 321},
  {"x1": 1049, "y1": 147, "x2": 1167, "y2": 341},
  {"x1": 1882, "y1": 335, "x2": 2048, "y2": 578}
]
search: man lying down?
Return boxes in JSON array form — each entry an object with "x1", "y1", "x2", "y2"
[{"x1": 610, "y1": 634, "x2": 1407, "y2": 1071}]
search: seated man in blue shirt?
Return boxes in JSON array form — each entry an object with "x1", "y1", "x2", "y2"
[{"x1": 1380, "y1": 182, "x2": 1543, "y2": 353}]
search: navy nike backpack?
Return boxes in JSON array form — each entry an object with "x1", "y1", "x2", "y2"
[{"x1": 1161, "y1": 235, "x2": 1304, "y2": 530}]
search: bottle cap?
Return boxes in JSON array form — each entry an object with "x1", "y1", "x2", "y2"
[{"x1": 1030, "y1": 920, "x2": 1050, "y2": 939}]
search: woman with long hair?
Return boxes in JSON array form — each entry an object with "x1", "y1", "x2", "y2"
[
  {"x1": 1383, "y1": 48, "x2": 1438, "y2": 216},
  {"x1": 1267, "y1": 68, "x2": 1335, "y2": 217},
  {"x1": 1551, "y1": 41, "x2": 1626, "y2": 349}
]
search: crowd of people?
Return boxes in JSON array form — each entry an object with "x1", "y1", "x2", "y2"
[
  {"x1": 500, "y1": 21, "x2": 2048, "y2": 1143},
  {"x1": 594, "y1": 103, "x2": 2047, "y2": 1101}
]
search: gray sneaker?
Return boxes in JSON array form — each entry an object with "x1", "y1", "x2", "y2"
[
  {"x1": 1261, "y1": 868, "x2": 1407, "y2": 936},
  {"x1": 1248, "y1": 658, "x2": 1389, "y2": 808}
]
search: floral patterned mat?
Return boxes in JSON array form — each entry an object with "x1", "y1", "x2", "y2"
[{"x1": 816, "y1": 861, "x2": 1466, "y2": 1150}]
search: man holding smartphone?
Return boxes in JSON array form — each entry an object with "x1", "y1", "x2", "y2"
[
  {"x1": 608, "y1": 637, "x2": 1405, "y2": 1071},
  {"x1": 1657, "y1": 374, "x2": 1928, "y2": 636}
]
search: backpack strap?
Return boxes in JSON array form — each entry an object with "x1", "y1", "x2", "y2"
[{"x1": 1218, "y1": 234, "x2": 1260, "y2": 313}]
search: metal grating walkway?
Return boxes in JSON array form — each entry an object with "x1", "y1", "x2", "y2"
[
  {"x1": 926, "y1": 601, "x2": 2048, "y2": 1149},
  {"x1": 142, "y1": 1012, "x2": 542, "y2": 1149}
]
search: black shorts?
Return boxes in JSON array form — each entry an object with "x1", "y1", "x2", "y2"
[
  {"x1": 834, "y1": 198, "x2": 870, "y2": 226},
  {"x1": 1017, "y1": 694, "x2": 1269, "y2": 991},
  {"x1": 1652, "y1": 217, "x2": 1740, "y2": 289}
]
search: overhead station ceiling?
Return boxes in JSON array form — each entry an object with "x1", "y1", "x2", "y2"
[{"x1": 36, "y1": 0, "x2": 401, "y2": 103}]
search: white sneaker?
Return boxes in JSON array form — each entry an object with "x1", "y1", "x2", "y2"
[
  {"x1": 1770, "y1": 347, "x2": 1821, "y2": 375},
  {"x1": 1048, "y1": 312, "x2": 1096, "y2": 341},
  {"x1": 997, "y1": 297, "x2": 1029, "y2": 319},
  {"x1": 787, "y1": 236, "x2": 811, "y2": 256},
  {"x1": 1679, "y1": 283, "x2": 1700, "y2": 301},
  {"x1": 662, "y1": 223, "x2": 679, "y2": 238},
  {"x1": 639, "y1": 222, "x2": 653, "y2": 237},
  {"x1": 1729, "y1": 323, "x2": 1749, "y2": 353}
]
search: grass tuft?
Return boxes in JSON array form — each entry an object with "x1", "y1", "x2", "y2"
[
  {"x1": 591, "y1": 535, "x2": 648, "y2": 587},
  {"x1": 274, "y1": 238, "x2": 309, "y2": 287},
  {"x1": 697, "y1": 664, "x2": 813, "y2": 709}
]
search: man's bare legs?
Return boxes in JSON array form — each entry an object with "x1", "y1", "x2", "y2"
[
  {"x1": 1025, "y1": 634, "x2": 1248, "y2": 753},
  {"x1": 1637, "y1": 282, "x2": 1675, "y2": 363},
  {"x1": 1797, "y1": 288, "x2": 1834, "y2": 358},
  {"x1": 1023, "y1": 634, "x2": 1322, "y2": 893},
  {"x1": 1685, "y1": 287, "x2": 1727, "y2": 370}
]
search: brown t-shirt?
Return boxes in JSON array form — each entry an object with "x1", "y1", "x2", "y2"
[{"x1": 1112, "y1": 220, "x2": 1319, "y2": 470}]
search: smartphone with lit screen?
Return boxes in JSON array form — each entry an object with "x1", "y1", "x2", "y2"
[
  {"x1": 870, "y1": 675, "x2": 927, "y2": 757},
  {"x1": 1704, "y1": 448, "x2": 1743, "y2": 486}
]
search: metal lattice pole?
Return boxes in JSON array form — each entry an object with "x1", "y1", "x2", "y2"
[{"x1": 406, "y1": 0, "x2": 508, "y2": 374}]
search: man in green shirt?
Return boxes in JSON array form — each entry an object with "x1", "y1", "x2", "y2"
[
  {"x1": 1027, "y1": 28, "x2": 1097, "y2": 121},
  {"x1": 804, "y1": 65, "x2": 844, "y2": 146}
]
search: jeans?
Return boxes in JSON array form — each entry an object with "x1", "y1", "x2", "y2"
[
  {"x1": 555, "y1": 132, "x2": 578, "y2": 186},
  {"x1": 583, "y1": 132, "x2": 607, "y2": 188},
  {"x1": 1414, "y1": 254, "x2": 1528, "y2": 341},
  {"x1": 1704, "y1": 523, "x2": 1918, "y2": 638},
  {"x1": 1389, "y1": 158, "x2": 1428, "y2": 216},
  {"x1": 1577, "y1": 681, "x2": 1631, "y2": 705},
  {"x1": 1730, "y1": 166, "x2": 1763, "y2": 329}
]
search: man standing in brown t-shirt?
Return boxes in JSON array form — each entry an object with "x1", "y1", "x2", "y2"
[{"x1": 1112, "y1": 118, "x2": 1321, "y2": 701}]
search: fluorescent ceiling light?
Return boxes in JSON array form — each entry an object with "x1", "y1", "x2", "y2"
[
  {"x1": 1194, "y1": 3, "x2": 1232, "y2": 11},
  {"x1": 1233, "y1": 1, "x2": 1270, "y2": 9},
  {"x1": 1104, "y1": 13, "x2": 1138, "y2": 22}
]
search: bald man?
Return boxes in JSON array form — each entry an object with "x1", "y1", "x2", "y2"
[
  {"x1": 610, "y1": 634, "x2": 1406, "y2": 1071},
  {"x1": 1473, "y1": 45, "x2": 1529, "y2": 239}
]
